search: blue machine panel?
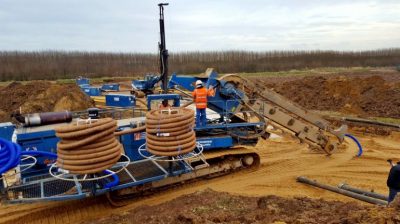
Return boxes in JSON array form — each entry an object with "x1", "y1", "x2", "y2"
[
  {"x1": 82, "y1": 87, "x2": 101, "y2": 96},
  {"x1": 0, "y1": 122, "x2": 15, "y2": 141},
  {"x1": 17, "y1": 130, "x2": 59, "y2": 177},
  {"x1": 17, "y1": 130, "x2": 59, "y2": 153},
  {"x1": 132, "y1": 74, "x2": 159, "y2": 91},
  {"x1": 146, "y1": 94, "x2": 180, "y2": 110},
  {"x1": 168, "y1": 73, "x2": 206, "y2": 91},
  {"x1": 79, "y1": 84, "x2": 90, "y2": 88},
  {"x1": 106, "y1": 94, "x2": 135, "y2": 107},
  {"x1": 101, "y1": 83, "x2": 120, "y2": 91},
  {"x1": 196, "y1": 136, "x2": 233, "y2": 150},
  {"x1": 119, "y1": 131, "x2": 146, "y2": 161},
  {"x1": 168, "y1": 70, "x2": 242, "y2": 116},
  {"x1": 76, "y1": 77, "x2": 90, "y2": 85}
]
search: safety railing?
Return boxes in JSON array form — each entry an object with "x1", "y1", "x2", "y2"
[
  {"x1": 72, "y1": 106, "x2": 147, "y2": 120},
  {"x1": 188, "y1": 98, "x2": 266, "y2": 130}
]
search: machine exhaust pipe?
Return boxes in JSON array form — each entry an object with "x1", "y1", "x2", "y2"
[
  {"x1": 12, "y1": 111, "x2": 73, "y2": 127},
  {"x1": 25, "y1": 111, "x2": 72, "y2": 126},
  {"x1": 297, "y1": 176, "x2": 387, "y2": 205},
  {"x1": 338, "y1": 183, "x2": 388, "y2": 201}
]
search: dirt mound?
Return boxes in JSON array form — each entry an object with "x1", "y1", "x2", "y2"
[
  {"x1": 84, "y1": 189, "x2": 399, "y2": 224},
  {"x1": 0, "y1": 81, "x2": 94, "y2": 122},
  {"x1": 263, "y1": 76, "x2": 400, "y2": 118}
]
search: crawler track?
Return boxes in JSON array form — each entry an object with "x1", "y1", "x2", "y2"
[{"x1": 0, "y1": 147, "x2": 260, "y2": 224}]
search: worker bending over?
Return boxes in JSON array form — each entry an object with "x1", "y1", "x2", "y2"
[
  {"x1": 387, "y1": 159, "x2": 400, "y2": 203},
  {"x1": 192, "y1": 80, "x2": 215, "y2": 127}
]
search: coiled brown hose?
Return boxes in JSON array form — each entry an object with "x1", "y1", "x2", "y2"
[
  {"x1": 55, "y1": 118, "x2": 122, "y2": 174},
  {"x1": 145, "y1": 108, "x2": 196, "y2": 156}
]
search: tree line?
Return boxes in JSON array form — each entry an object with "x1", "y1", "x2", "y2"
[{"x1": 0, "y1": 49, "x2": 399, "y2": 81}]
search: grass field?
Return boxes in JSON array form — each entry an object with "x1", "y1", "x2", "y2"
[
  {"x1": 238, "y1": 66, "x2": 373, "y2": 77},
  {"x1": 1, "y1": 66, "x2": 394, "y2": 87}
]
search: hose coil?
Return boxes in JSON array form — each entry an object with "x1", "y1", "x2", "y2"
[
  {"x1": 0, "y1": 138, "x2": 57, "y2": 176},
  {"x1": 55, "y1": 118, "x2": 122, "y2": 174},
  {"x1": 145, "y1": 108, "x2": 196, "y2": 156}
]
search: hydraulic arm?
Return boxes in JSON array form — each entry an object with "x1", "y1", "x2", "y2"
[
  {"x1": 169, "y1": 69, "x2": 347, "y2": 154},
  {"x1": 218, "y1": 74, "x2": 347, "y2": 154}
]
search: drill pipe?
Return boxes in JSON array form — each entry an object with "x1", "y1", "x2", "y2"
[
  {"x1": 338, "y1": 183, "x2": 388, "y2": 201},
  {"x1": 297, "y1": 176, "x2": 387, "y2": 205}
]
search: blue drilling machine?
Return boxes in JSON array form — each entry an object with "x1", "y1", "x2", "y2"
[
  {"x1": 130, "y1": 74, "x2": 160, "y2": 97},
  {"x1": 0, "y1": 3, "x2": 347, "y2": 204},
  {"x1": 0, "y1": 65, "x2": 347, "y2": 204}
]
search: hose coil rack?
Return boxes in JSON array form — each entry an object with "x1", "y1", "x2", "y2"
[
  {"x1": 145, "y1": 108, "x2": 197, "y2": 156},
  {"x1": 55, "y1": 118, "x2": 123, "y2": 174}
]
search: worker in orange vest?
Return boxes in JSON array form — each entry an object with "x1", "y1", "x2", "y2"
[
  {"x1": 192, "y1": 80, "x2": 215, "y2": 126},
  {"x1": 159, "y1": 99, "x2": 171, "y2": 110}
]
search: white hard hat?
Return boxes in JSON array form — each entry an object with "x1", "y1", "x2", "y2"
[{"x1": 195, "y1": 80, "x2": 203, "y2": 87}]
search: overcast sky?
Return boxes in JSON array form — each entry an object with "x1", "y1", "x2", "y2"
[{"x1": 0, "y1": 0, "x2": 399, "y2": 52}]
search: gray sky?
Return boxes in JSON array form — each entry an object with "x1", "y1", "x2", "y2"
[{"x1": 0, "y1": 0, "x2": 399, "y2": 52}]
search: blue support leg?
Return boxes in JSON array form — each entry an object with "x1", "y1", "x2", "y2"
[
  {"x1": 196, "y1": 108, "x2": 201, "y2": 127},
  {"x1": 200, "y1": 108, "x2": 207, "y2": 126}
]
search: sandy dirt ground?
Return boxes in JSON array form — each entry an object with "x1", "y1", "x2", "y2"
[{"x1": 1, "y1": 131, "x2": 399, "y2": 224}]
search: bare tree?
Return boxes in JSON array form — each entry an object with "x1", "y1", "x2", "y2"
[{"x1": 0, "y1": 49, "x2": 399, "y2": 81}]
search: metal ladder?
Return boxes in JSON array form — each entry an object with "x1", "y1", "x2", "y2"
[{"x1": 178, "y1": 153, "x2": 209, "y2": 170}]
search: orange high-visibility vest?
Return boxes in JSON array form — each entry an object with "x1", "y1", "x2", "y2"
[
  {"x1": 192, "y1": 87, "x2": 215, "y2": 109},
  {"x1": 159, "y1": 104, "x2": 171, "y2": 110}
]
